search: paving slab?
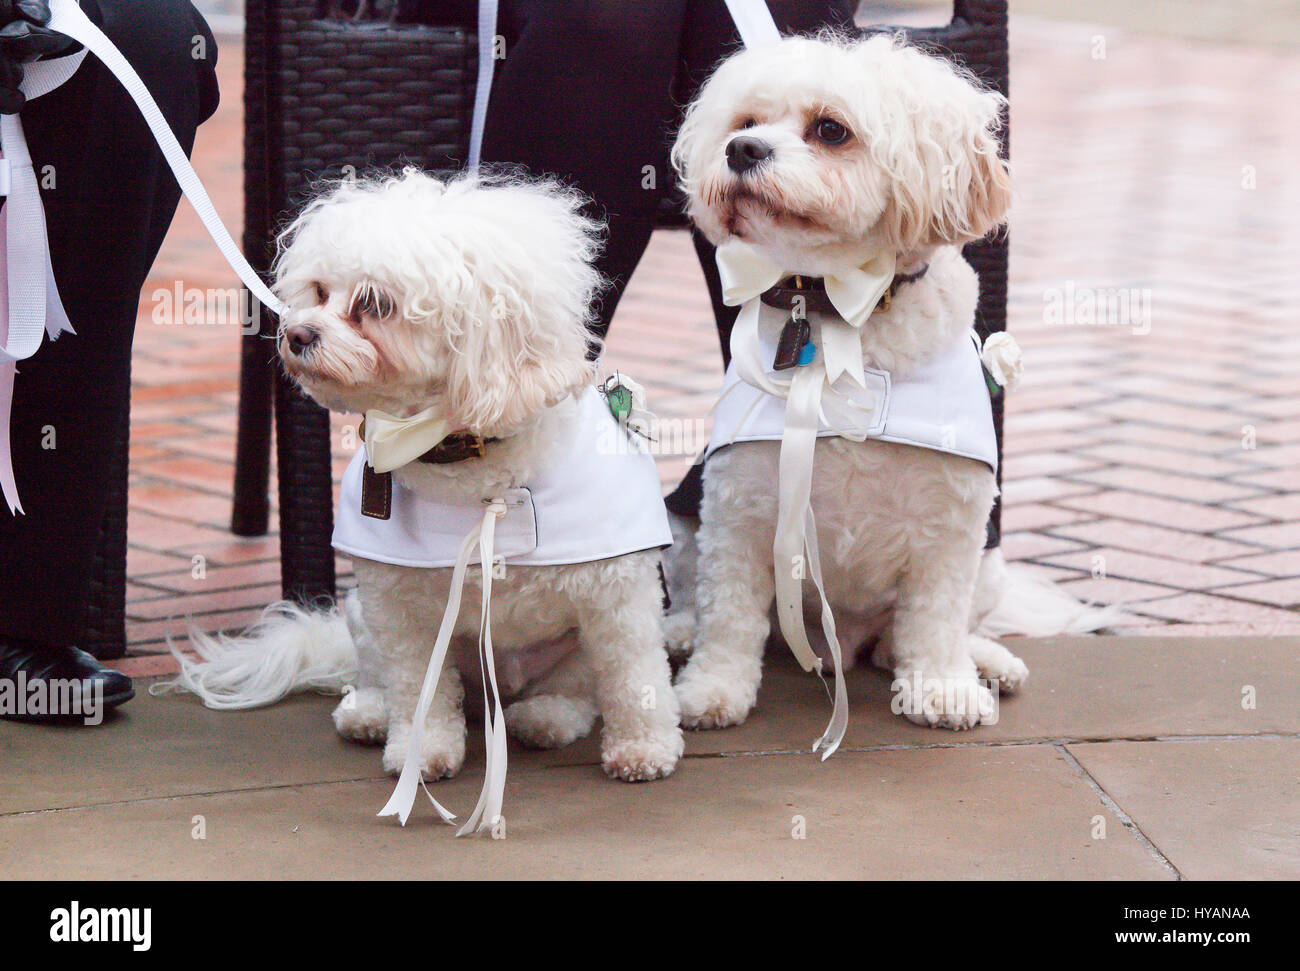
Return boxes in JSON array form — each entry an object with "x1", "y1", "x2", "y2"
[
  {"x1": 0, "y1": 695, "x2": 381, "y2": 817},
  {"x1": 0, "y1": 744, "x2": 1168, "y2": 880},
  {"x1": 5, "y1": 635, "x2": 1295, "y2": 820},
  {"x1": 532, "y1": 635, "x2": 1300, "y2": 767},
  {"x1": 1068, "y1": 738, "x2": 1300, "y2": 880}
]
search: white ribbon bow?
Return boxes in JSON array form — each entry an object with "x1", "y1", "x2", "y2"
[
  {"x1": 715, "y1": 239, "x2": 898, "y2": 759},
  {"x1": 0, "y1": 0, "x2": 286, "y2": 514},
  {"x1": 379, "y1": 498, "x2": 510, "y2": 836},
  {"x1": 0, "y1": 47, "x2": 86, "y2": 513},
  {"x1": 363, "y1": 406, "x2": 452, "y2": 474}
]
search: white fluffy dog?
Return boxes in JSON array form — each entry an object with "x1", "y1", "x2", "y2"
[
  {"x1": 667, "y1": 33, "x2": 1105, "y2": 733},
  {"x1": 166, "y1": 171, "x2": 682, "y2": 787}
]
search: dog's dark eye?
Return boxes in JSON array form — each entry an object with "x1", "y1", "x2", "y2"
[
  {"x1": 312, "y1": 282, "x2": 327, "y2": 304},
  {"x1": 350, "y1": 287, "x2": 393, "y2": 322},
  {"x1": 812, "y1": 118, "x2": 850, "y2": 145},
  {"x1": 737, "y1": 116, "x2": 758, "y2": 130}
]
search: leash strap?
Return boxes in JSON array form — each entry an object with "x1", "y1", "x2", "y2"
[
  {"x1": 1, "y1": 0, "x2": 285, "y2": 514},
  {"x1": 467, "y1": 0, "x2": 498, "y2": 170},
  {"x1": 722, "y1": 0, "x2": 782, "y2": 47},
  {"x1": 45, "y1": 0, "x2": 283, "y2": 315}
]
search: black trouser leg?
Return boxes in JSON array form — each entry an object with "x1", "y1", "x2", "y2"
[
  {"x1": 482, "y1": 0, "x2": 693, "y2": 339},
  {"x1": 0, "y1": 0, "x2": 219, "y2": 647}
]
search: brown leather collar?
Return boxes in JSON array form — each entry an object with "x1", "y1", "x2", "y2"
[
  {"x1": 416, "y1": 433, "x2": 497, "y2": 464},
  {"x1": 759, "y1": 263, "x2": 930, "y2": 316}
]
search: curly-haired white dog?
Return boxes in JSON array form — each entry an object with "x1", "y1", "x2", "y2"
[
  {"x1": 667, "y1": 33, "x2": 1098, "y2": 735},
  {"x1": 159, "y1": 171, "x2": 683, "y2": 806}
]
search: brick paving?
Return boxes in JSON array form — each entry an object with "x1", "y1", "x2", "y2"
[{"x1": 115, "y1": 12, "x2": 1300, "y2": 672}]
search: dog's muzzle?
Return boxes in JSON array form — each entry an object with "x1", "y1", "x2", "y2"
[{"x1": 726, "y1": 134, "x2": 773, "y2": 174}]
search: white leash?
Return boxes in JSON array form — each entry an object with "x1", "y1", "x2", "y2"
[
  {"x1": 377, "y1": 0, "x2": 510, "y2": 834},
  {"x1": 44, "y1": 0, "x2": 282, "y2": 314},
  {"x1": 466, "y1": 0, "x2": 498, "y2": 170},
  {"x1": 722, "y1": 0, "x2": 782, "y2": 47},
  {"x1": 0, "y1": 0, "x2": 285, "y2": 514},
  {"x1": 714, "y1": 1, "x2": 884, "y2": 759}
]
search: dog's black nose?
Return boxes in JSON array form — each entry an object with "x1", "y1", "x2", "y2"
[
  {"x1": 726, "y1": 135, "x2": 773, "y2": 174},
  {"x1": 284, "y1": 324, "x2": 319, "y2": 354}
]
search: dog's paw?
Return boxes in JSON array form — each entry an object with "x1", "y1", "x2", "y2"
[
  {"x1": 968, "y1": 635, "x2": 1029, "y2": 694},
  {"x1": 663, "y1": 609, "x2": 698, "y2": 660},
  {"x1": 382, "y1": 719, "x2": 466, "y2": 780},
  {"x1": 505, "y1": 695, "x2": 598, "y2": 749},
  {"x1": 674, "y1": 669, "x2": 756, "y2": 730},
  {"x1": 868, "y1": 630, "x2": 895, "y2": 670},
  {"x1": 892, "y1": 671, "x2": 996, "y2": 731},
  {"x1": 601, "y1": 729, "x2": 684, "y2": 782},
  {"x1": 332, "y1": 687, "x2": 388, "y2": 744}
]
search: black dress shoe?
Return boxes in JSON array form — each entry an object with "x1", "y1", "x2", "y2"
[{"x1": 0, "y1": 641, "x2": 134, "y2": 724}]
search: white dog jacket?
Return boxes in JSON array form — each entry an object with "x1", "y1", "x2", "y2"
[
  {"x1": 332, "y1": 387, "x2": 673, "y2": 568},
  {"x1": 711, "y1": 238, "x2": 1006, "y2": 760},
  {"x1": 341, "y1": 385, "x2": 671, "y2": 836},
  {"x1": 706, "y1": 313, "x2": 999, "y2": 473}
]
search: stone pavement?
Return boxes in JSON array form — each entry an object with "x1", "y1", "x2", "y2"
[{"x1": 5, "y1": 637, "x2": 1297, "y2": 879}]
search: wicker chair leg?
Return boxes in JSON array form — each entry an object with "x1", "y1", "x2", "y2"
[
  {"x1": 964, "y1": 234, "x2": 1008, "y2": 549},
  {"x1": 82, "y1": 398, "x2": 130, "y2": 660},
  {"x1": 273, "y1": 364, "x2": 336, "y2": 605},
  {"x1": 231, "y1": 313, "x2": 275, "y2": 536}
]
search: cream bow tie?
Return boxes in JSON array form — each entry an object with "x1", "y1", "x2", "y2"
[
  {"x1": 363, "y1": 406, "x2": 453, "y2": 473},
  {"x1": 715, "y1": 240, "x2": 897, "y2": 389}
]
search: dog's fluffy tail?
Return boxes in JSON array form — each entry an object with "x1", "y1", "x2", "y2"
[
  {"x1": 149, "y1": 596, "x2": 360, "y2": 710},
  {"x1": 974, "y1": 548, "x2": 1125, "y2": 638}
]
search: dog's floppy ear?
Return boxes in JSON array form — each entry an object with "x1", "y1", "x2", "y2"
[
  {"x1": 442, "y1": 181, "x2": 604, "y2": 433},
  {"x1": 871, "y1": 40, "x2": 1012, "y2": 250}
]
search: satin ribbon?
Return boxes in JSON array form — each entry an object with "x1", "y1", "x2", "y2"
[
  {"x1": 716, "y1": 239, "x2": 897, "y2": 759},
  {"x1": 371, "y1": 0, "x2": 508, "y2": 834},
  {"x1": 379, "y1": 499, "x2": 510, "y2": 835},
  {"x1": 377, "y1": 0, "x2": 509, "y2": 834},
  {"x1": 1, "y1": 0, "x2": 286, "y2": 514},
  {"x1": 467, "y1": 0, "x2": 498, "y2": 170},
  {"x1": 363, "y1": 405, "x2": 452, "y2": 474},
  {"x1": 0, "y1": 48, "x2": 85, "y2": 513},
  {"x1": 722, "y1": 0, "x2": 782, "y2": 47}
]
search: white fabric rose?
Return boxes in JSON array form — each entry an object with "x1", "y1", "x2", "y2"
[{"x1": 981, "y1": 332, "x2": 1024, "y2": 391}]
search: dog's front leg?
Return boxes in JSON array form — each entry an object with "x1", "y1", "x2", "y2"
[
  {"x1": 358, "y1": 563, "x2": 468, "y2": 779},
  {"x1": 575, "y1": 555, "x2": 683, "y2": 782},
  {"x1": 674, "y1": 488, "x2": 776, "y2": 730},
  {"x1": 381, "y1": 658, "x2": 468, "y2": 780},
  {"x1": 889, "y1": 539, "x2": 995, "y2": 731}
]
